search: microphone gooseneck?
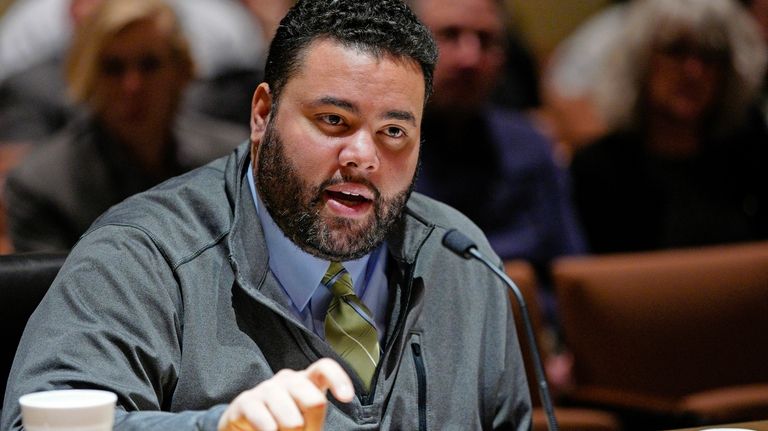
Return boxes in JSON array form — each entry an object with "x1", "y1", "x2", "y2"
[{"x1": 442, "y1": 229, "x2": 559, "y2": 431}]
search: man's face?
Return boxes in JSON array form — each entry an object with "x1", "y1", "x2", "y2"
[
  {"x1": 92, "y1": 17, "x2": 189, "y2": 144},
  {"x1": 414, "y1": 0, "x2": 505, "y2": 112},
  {"x1": 251, "y1": 39, "x2": 425, "y2": 261}
]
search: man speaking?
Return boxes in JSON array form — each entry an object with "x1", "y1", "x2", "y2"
[{"x1": 1, "y1": 0, "x2": 531, "y2": 429}]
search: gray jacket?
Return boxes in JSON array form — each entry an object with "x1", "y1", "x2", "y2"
[{"x1": 2, "y1": 143, "x2": 531, "y2": 430}]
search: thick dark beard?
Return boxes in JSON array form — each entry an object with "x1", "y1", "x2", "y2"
[{"x1": 255, "y1": 121, "x2": 415, "y2": 261}]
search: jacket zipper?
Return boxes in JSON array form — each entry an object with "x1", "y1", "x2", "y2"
[
  {"x1": 411, "y1": 342, "x2": 427, "y2": 431},
  {"x1": 363, "y1": 261, "x2": 417, "y2": 405}
]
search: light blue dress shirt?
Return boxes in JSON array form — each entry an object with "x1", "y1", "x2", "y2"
[{"x1": 247, "y1": 168, "x2": 389, "y2": 342}]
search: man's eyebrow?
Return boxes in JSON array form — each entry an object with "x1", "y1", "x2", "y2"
[
  {"x1": 310, "y1": 96, "x2": 360, "y2": 114},
  {"x1": 382, "y1": 110, "x2": 417, "y2": 126}
]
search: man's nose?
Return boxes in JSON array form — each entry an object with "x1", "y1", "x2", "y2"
[
  {"x1": 339, "y1": 130, "x2": 379, "y2": 173},
  {"x1": 455, "y1": 32, "x2": 483, "y2": 68}
]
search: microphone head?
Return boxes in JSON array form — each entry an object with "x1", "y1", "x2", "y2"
[{"x1": 442, "y1": 229, "x2": 477, "y2": 259}]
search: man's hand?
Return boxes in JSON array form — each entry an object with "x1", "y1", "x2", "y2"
[{"x1": 218, "y1": 358, "x2": 355, "y2": 431}]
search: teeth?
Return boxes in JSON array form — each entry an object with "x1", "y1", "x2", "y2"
[{"x1": 341, "y1": 191, "x2": 360, "y2": 197}]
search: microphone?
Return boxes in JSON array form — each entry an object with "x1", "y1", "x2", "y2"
[{"x1": 443, "y1": 229, "x2": 559, "y2": 431}]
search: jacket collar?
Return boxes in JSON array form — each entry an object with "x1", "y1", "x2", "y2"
[
  {"x1": 225, "y1": 143, "x2": 279, "y2": 310},
  {"x1": 385, "y1": 204, "x2": 433, "y2": 267}
]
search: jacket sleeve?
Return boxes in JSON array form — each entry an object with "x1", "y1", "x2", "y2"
[{"x1": 0, "y1": 225, "x2": 227, "y2": 430}]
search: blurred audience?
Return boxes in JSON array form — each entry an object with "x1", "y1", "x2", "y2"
[
  {"x1": 407, "y1": 0, "x2": 586, "y2": 395},
  {"x1": 409, "y1": 0, "x2": 585, "y2": 266},
  {"x1": 570, "y1": 0, "x2": 768, "y2": 254},
  {"x1": 0, "y1": 0, "x2": 286, "y2": 141},
  {"x1": 0, "y1": 0, "x2": 274, "y2": 83},
  {"x1": 540, "y1": 0, "x2": 631, "y2": 157},
  {"x1": 3, "y1": 0, "x2": 244, "y2": 252}
]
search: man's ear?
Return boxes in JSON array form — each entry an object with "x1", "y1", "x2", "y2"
[{"x1": 250, "y1": 83, "x2": 272, "y2": 145}]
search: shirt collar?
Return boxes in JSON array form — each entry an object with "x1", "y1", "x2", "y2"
[{"x1": 247, "y1": 168, "x2": 370, "y2": 313}]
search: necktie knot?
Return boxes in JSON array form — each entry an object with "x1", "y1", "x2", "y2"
[{"x1": 322, "y1": 262, "x2": 355, "y2": 298}]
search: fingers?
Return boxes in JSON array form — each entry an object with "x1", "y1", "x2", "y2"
[
  {"x1": 218, "y1": 358, "x2": 355, "y2": 431},
  {"x1": 261, "y1": 371, "x2": 320, "y2": 429},
  {"x1": 302, "y1": 357, "x2": 355, "y2": 402}
]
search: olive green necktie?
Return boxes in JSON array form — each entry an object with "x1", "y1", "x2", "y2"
[{"x1": 322, "y1": 262, "x2": 380, "y2": 390}]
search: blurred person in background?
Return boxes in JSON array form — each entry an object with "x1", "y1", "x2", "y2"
[
  {"x1": 570, "y1": 0, "x2": 768, "y2": 254},
  {"x1": 409, "y1": 0, "x2": 585, "y2": 267},
  {"x1": 3, "y1": 0, "x2": 244, "y2": 252},
  {"x1": 0, "y1": 0, "x2": 285, "y2": 141},
  {"x1": 409, "y1": 0, "x2": 586, "y2": 392},
  {"x1": 0, "y1": 0, "x2": 279, "y2": 83}
]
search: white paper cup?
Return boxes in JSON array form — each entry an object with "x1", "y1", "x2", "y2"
[{"x1": 19, "y1": 389, "x2": 117, "y2": 431}]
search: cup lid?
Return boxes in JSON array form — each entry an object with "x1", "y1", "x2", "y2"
[
  {"x1": 20, "y1": 389, "x2": 117, "y2": 409},
  {"x1": 20, "y1": 389, "x2": 117, "y2": 428}
]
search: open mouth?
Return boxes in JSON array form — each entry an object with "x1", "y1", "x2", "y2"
[{"x1": 325, "y1": 190, "x2": 372, "y2": 207}]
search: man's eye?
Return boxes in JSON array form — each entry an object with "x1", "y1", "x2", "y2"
[
  {"x1": 437, "y1": 27, "x2": 461, "y2": 43},
  {"x1": 384, "y1": 126, "x2": 405, "y2": 138},
  {"x1": 320, "y1": 114, "x2": 343, "y2": 126}
]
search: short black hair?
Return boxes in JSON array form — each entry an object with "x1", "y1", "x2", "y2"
[{"x1": 264, "y1": 0, "x2": 438, "y2": 106}]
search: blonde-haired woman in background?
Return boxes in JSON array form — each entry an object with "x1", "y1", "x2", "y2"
[{"x1": 3, "y1": 0, "x2": 244, "y2": 252}]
